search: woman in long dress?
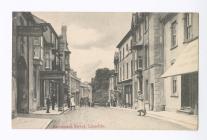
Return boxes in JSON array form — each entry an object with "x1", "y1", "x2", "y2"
[{"x1": 137, "y1": 93, "x2": 146, "y2": 116}]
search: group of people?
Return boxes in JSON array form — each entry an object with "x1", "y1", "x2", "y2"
[
  {"x1": 45, "y1": 94, "x2": 77, "y2": 113},
  {"x1": 107, "y1": 93, "x2": 147, "y2": 116},
  {"x1": 45, "y1": 94, "x2": 56, "y2": 113},
  {"x1": 80, "y1": 97, "x2": 94, "y2": 107}
]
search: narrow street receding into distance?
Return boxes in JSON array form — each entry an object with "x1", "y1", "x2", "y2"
[{"x1": 45, "y1": 107, "x2": 188, "y2": 130}]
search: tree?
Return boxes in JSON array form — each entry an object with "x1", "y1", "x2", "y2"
[{"x1": 91, "y1": 68, "x2": 114, "y2": 106}]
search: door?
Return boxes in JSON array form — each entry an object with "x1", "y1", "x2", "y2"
[
  {"x1": 150, "y1": 83, "x2": 154, "y2": 111},
  {"x1": 181, "y1": 73, "x2": 198, "y2": 114},
  {"x1": 17, "y1": 57, "x2": 29, "y2": 113}
]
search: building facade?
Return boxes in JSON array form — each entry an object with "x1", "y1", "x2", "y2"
[
  {"x1": 114, "y1": 12, "x2": 199, "y2": 114},
  {"x1": 80, "y1": 82, "x2": 92, "y2": 105},
  {"x1": 161, "y1": 13, "x2": 199, "y2": 114},
  {"x1": 70, "y1": 69, "x2": 81, "y2": 106},
  {"x1": 12, "y1": 12, "x2": 39, "y2": 115},
  {"x1": 12, "y1": 12, "x2": 71, "y2": 116},
  {"x1": 130, "y1": 13, "x2": 165, "y2": 111},
  {"x1": 116, "y1": 31, "x2": 133, "y2": 107}
]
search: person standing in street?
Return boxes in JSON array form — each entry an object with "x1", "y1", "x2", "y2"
[
  {"x1": 51, "y1": 94, "x2": 56, "y2": 110},
  {"x1": 137, "y1": 93, "x2": 146, "y2": 116},
  {"x1": 46, "y1": 95, "x2": 50, "y2": 113},
  {"x1": 67, "y1": 94, "x2": 70, "y2": 109}
]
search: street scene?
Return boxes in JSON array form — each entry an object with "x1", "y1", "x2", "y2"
[{"x1": 12, "y1": 12, "x2": 198, "y2": 130}]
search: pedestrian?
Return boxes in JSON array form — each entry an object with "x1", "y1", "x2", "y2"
[
  {"x1": 51, "y1": 94, "x2": 56, "y2": 110},
  {"x1": 67, "y1": 95, "x2": 70, "y2": 109},
  {"x1": 46, "y1": 96, "x2": 50, "y2": 113},
  {"x1": 70, "y1": 96, "x2": 75, "y2": 110},
  {"x1": 137, "y1": 93, "x2": 146, "y2": 116}
]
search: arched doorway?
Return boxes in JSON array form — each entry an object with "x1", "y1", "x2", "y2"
[{"x1": 17, "y1": 57, "x2": 29, "y2": 113}]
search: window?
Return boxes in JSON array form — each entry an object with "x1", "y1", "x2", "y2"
[
  {"x1": 34, "y1": 46, "x2": 40, "y2": 59},
  {"x1": 145, "y1": 46, "x2": 149, "y2": 68},
  {"x1": 45, "y1": 52, "x2": 50, "y2": 69},
  {"x1": 120, "y1": 67, "x2": 122, "y2": 81},
  {"x1": 20, "y1": 17, "x2": 24, "y2": 25},
  {"x1": 33, "y1": 70, "x2": 37, "y2": 98},
  {"x1": 130, "y1": 40, "x2": 132, "y2": 50},
  {"x1": 171, "y1": 76, "x2": 177, "y2": 96},
  {"x1": 33, "y1": 37, "x2": 41, "y2": 59},
  {"x1": 123, "y1": 47, "x2": 125, "y2": 59},
  {"x1": 123, "y1": 65, "x2": 125, "y2": 80},
  {"x1": 138, "y1": 25, "x2": 142, "y2": 40},
  {"x1": 20, "y1": 37, "x2": 24, "y2": 55},
  {"x1": 134, "y1": 51, "x2": 138, "y2": 71},
  {"x1": 126, "y1": 63, "x2": 129, "y2": 79},
  {"x1": 131, "y1": 60, "x2": 133, "y2": 77},
  {"x1": 144, "y1": 15, "x2": 149, "y2": 32},
  {"x1": 33, "y1": 37, "x2": 41, "y2": 46},
  {"x1": 119, "y1": 50, "x2": 122, "y2": 61},
  {"x1": 171, "y1": 21, "x2": 177, "y2": 48},
  {"x1": 126, "y1": 44, "x2": 128, "y2": 51},
  {"x1": 185, "y1": 13, "x2": 193, "y2": 41},
  {"x1": 138, "y1": 56, "x2": 143, "y2": 69}
]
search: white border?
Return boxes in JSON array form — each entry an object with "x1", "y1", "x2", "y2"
[{"x1": 0, "y1": 0, "x2": 207, "y2": 140}]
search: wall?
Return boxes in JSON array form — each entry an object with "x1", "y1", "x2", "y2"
[
  {"x1": 118, "y1": 35, "x2": 133, "y2": 82},
  {"x1": 142, "y1": 13, "x2": 164, "y2": 111},
  {"x1": 163, "y1": 13, "x2": 199, "y2": 112}
]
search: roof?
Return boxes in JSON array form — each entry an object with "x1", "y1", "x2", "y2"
[
  {"x1": 32, "y1": 14, "x2": 58, "y2": 37},
  {"x1": 116, "y1": 30, "x2": 132, "y2": 48}
]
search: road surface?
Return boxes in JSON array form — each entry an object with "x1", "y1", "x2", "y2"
[{"x1": 47, "y1": 106, "x2": 188, "y2": 130}]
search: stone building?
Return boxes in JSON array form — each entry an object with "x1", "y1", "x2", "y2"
[
  {"x1": 70, "y1": 69, "x2": 81, "y2": 106},
  {"x1": 80, "y1": 82, "x2": 92, "y2": 105},
  {"x1": 12, "y1": 12, "x2": 39, "y2": 115},
  {"x1": 12, "y1": 12, "x2": 71, "y2": 116},
  {"x1": 116, "y1": 30, "x2": 133, "y2": 107},
  {"x1": 130, "y1": 13, "x2": 165, "y2": 111},
  {"x1": 108, "y1": 53, "x2": 119, "y2": 106},
  {"x1": 161, "y1": 13, "x2": 199, "y2": 114}
]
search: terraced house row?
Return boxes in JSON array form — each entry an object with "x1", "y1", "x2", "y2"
[
  {"x1": 12, "y1": 12, "x2": 71, "y2": 116},
  {"x1": 110, "y1": 13, "x2": 198, "y2": 115}
]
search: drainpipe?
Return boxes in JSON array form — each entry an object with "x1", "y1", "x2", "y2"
[{"x1": 27, "y1": 34, "x2": 30, "y2": 113}]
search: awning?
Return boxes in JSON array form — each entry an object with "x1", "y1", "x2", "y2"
[{"x1": 161, "y1": 39, "x2": 198, "y2": 78}]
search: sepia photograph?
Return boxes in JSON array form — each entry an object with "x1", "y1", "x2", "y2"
[{"x1": 11, "y1": 12, "x2": 198, "y2": 130}]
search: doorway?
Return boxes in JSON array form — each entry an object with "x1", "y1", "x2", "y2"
[
  {"x1": 181, "y1": 72, "x2": 198, "y2": 114},
  {"x1": 150, "y1": 83, "x2": 154, "y2": 111},
  {"x1": 17, "y1": 57, "x2": 29, "y2": 113}
]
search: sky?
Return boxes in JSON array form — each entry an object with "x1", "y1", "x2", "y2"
[{"x1": 33, "y1": 12, "x2": 132, "y2": 82}]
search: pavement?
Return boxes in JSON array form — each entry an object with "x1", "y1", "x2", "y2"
[
  {"x1": 31, "y1": 106, "x2": 69, "y2": 115},
  {"x1": 12, "y1": 117, "x2": 53, "y2": 129},
  {"x1": 12, "y1": 106, "x2": 70, "y2": 129},
  {"x1": 110, "y1": 106, "x2": 198, "y2": 130}
]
